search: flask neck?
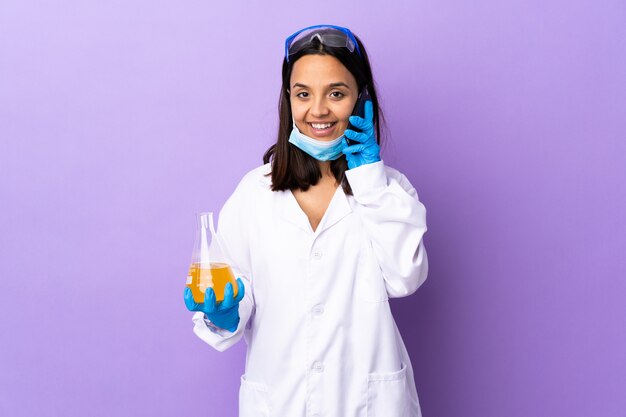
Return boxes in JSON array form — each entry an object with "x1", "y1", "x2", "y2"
[{"x1": 198, "y1": 212, "x2": 213, "y2": 230}]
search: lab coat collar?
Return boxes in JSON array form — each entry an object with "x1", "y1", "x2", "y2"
[
  {"x1": 276, "y1": 184, "x2": 352, "y2": 237},
  {"x1": 315, "y1": 184, "x2": 352, "y2": 235},
  {"x1": 258, "y1": 163, "x2": 273, "y2": 186}
]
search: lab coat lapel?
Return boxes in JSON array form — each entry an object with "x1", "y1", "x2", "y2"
[
  {"x1": 260, "y1": 165, "x2": 313, "y2": 233},
  {"x1": 276, "y1": 189, "x2": 313, "y2": 233},
  {"x1": 275, "y1": 185, "x2": 353, "y2": 236},
  {"x1": 315, "y1": 185, "x2": 352, "y2": 236}
]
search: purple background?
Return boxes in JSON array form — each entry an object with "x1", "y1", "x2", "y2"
[{"x1": 1, "y1": 1, "x2": 625, "y2": 416}]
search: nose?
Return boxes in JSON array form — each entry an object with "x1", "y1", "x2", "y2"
[{"x1": 310, "y1": 96, "x2": 330, "y2": 117}]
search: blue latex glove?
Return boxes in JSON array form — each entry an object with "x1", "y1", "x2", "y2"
[
  {"x1": 342, "y1": 100, "x2": 381, "y2": 169},
  {"x1": 184, "y1": 278, "x2": 245, "y2": 332}
]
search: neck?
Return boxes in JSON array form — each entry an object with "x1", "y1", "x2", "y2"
[
  {"x1": 318, "y1": 160, "x2": 332, "y2": 177},
  {"x1": 317, "y1": 161, "x2": 338, "y2": 187}
]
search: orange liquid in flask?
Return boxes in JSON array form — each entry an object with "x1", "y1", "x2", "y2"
[{"x1": 186, "y1": 262, "x2": 238, "y2": 303}]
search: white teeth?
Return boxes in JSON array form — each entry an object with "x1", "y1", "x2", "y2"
[{"x1": 310, "y1": 122, "x2": 334, "y2": 129}]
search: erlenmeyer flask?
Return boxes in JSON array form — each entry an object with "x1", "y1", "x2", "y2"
[{"x1": 186, "y1": 212, "x2": 238, "y2": 303}]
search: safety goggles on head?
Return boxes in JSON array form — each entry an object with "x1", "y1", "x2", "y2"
[{"x1": 285, "y1": 24, "x2": 362, "y2": 63}]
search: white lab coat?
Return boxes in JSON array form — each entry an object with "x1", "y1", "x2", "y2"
[{"x1": 192, "y1": 160, "x2": 428, "y2": 417}]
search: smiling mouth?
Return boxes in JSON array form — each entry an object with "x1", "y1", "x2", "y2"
[{"x1": 308, "y1": 122, "x2": 337, "y2": 130}]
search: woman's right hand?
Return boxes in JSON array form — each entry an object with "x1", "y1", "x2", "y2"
[
  {"x1": 184, "y1": 278, "x2": 245, "y2": 332},
  {"x1": 342, "y1": 100, "x2": 381, "y2": 169}
]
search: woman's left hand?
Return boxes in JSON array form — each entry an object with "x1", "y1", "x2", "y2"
[
  {"x1": 342, "y1": 100, "x2": 381, "y2": 169},
  {"x1": 184, "y1": 278, "x2": 245, "y2": 332}
]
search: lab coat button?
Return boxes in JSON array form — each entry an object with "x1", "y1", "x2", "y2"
[
  {"x1": 312, "y1": 251, "x2": 323, "y2": 260},
  {"x1": 312, "y1": 361, "x2": 324, "y2": 372},
  {"x1": 312, "y1": 305, "x2": 324, "y2": 316}
]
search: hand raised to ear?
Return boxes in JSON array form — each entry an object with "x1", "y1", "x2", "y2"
[{"x1": 342, "y1": 100, "x2": 380, "y2": 169}]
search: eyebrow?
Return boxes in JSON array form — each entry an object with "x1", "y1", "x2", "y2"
[{"x1": 292, "y1": 82, "x2": 351, "y2": 89}]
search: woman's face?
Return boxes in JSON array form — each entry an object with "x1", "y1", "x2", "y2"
[{"x1": 289, "y1": 54, "x2": 359, "y2": 141}]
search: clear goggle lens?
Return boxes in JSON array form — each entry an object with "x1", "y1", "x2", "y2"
[{"x1": 285, "y1": 25, "x2": 361, "y2": 62}]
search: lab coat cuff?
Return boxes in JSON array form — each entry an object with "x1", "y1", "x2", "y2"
[
  {"x1": 345, "y1": 160, "x2": 387, "y2": 196},
  {"x1": 202, "y1": 314, "x2": 229, "y2": 334},
  {"x1": 192, "y1": 311, "x2": 242, "y2": 352},
  {"x1": 193, "y1": 311, "x2": 232, "y2": 335}
]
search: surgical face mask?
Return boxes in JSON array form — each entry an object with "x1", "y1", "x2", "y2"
[{"x1": 288, "y1": 121, "x2": 345, "y2": 161}]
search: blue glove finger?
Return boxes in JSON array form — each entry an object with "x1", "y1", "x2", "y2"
[
  {"x1": 344, "y1": 129, "x2": 369, "y2": 144},
  {"x1": 221, "y1": 282, "x2": 235, "y2": 309},
  {"x1": 343, "y1": 144, "x2": 367, "y2": 155},
  {"x1": 234, "y1": 278, "x2": 245, "y2": 303},
  {"x1": 348, "y1": 115, "x2": 370, "y2": 130},
  {"x1": 184, "y1": 287, "x2": 202, "y2": 312},
  {"x1": 364, "y1": 100, "x2": 374, "y2": 123},
  {"x1": 348, "y1": 100, "x2": 374, "y2": 129},
  {"x1": 203, "y1": 287, "x2": 217, "y2": 314}
]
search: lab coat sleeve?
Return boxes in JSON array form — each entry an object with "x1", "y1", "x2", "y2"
[
  {"x1": 191, "y1": 178, "x2": 256, "y2": 352},
  {"x1": 345, "y1": 160, "x2": 428, "y2": 298}
]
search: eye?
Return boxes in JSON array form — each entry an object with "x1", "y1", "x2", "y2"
[
  {"x1": 296, "y1": 91, "x2": 309, "y2": 98},
  {"x1": 330, "y1": 91, "x2": 345, "y2": 99}
]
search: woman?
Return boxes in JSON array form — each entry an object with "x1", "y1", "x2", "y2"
[{"x1": 184, "y1": 24, "x2": 429, "y2": 417}]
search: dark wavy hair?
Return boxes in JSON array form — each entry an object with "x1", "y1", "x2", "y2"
[{"x1": 263, "y1": 31, "x2": 385, "y2": 195}]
